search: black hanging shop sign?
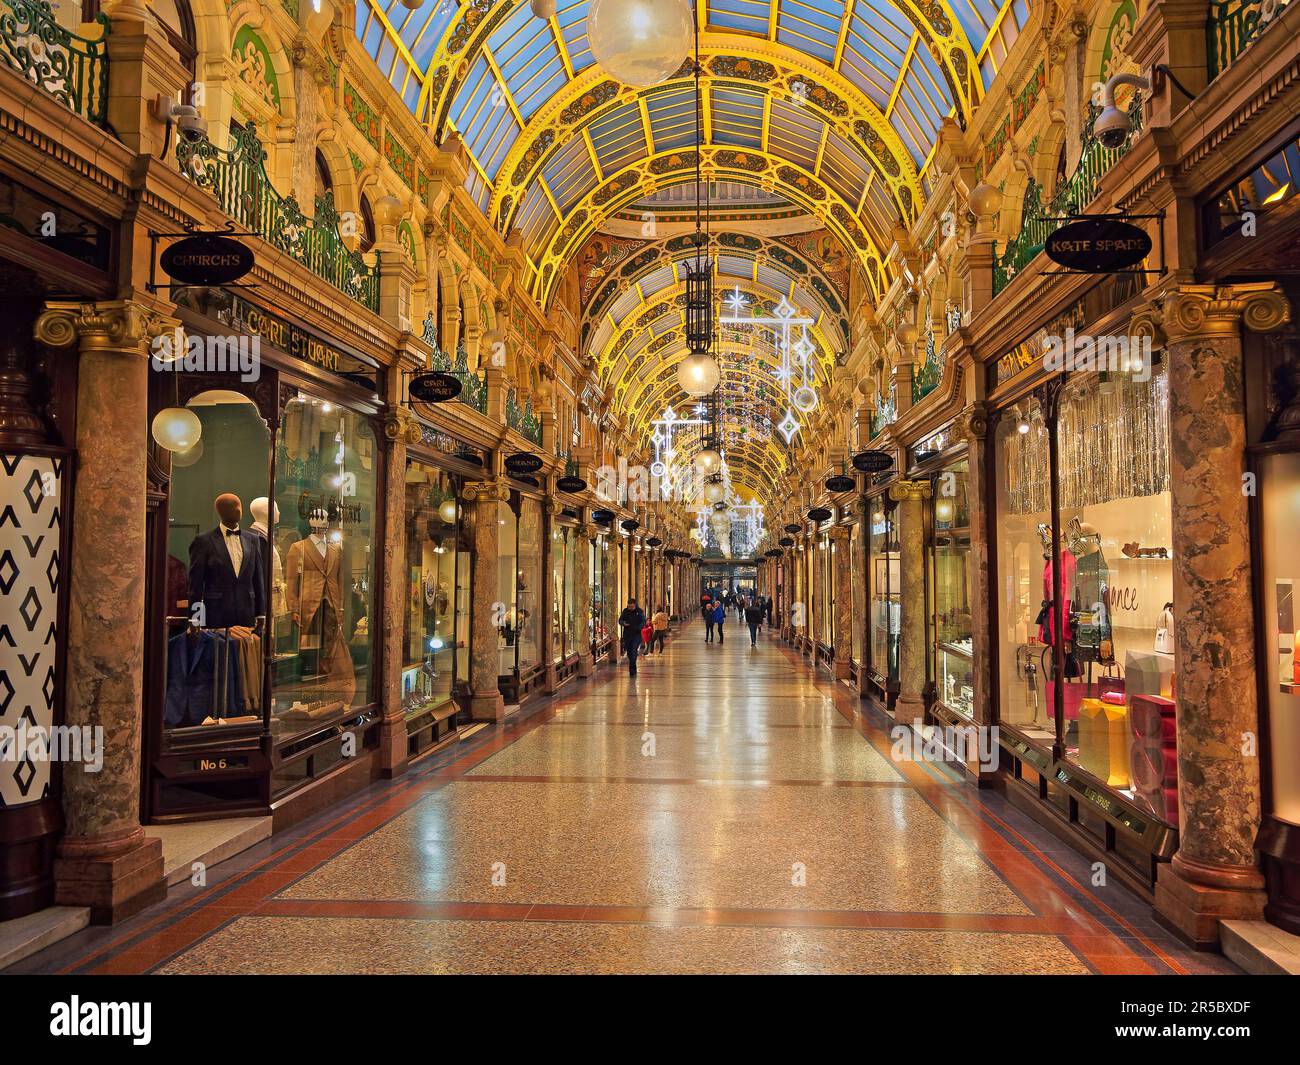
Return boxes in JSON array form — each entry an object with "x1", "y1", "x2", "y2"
[
  {"x1": 807, "y1": 507, "x2": 833, "y2": 522},
  {"x1": 646, "y1": 536, "x2": 662, "y2": 547},
  {"x1": 1044, "y1": 216, "x2": 1152, "y2": 273},
  {"x1": 159, "y1": 232, "x2": 255, "y2": 287},
  {"x1": 621, "y1": 518, "x2": 640, "y2": 532},
  {"x1": 505, "y1": 452, "x2": 544, "y2": 476},
  {"x1": 826, "y1": 473, "x2": 855, "y2": 493},
  {"x1": 592, "y1": 508, "x2": 615, "y2": 525},
  {"x1": 778, "y1": 536, "x2": 795, "y2": 548},
  {"x1": 765, "y1": 549, "x2": 783, "y2": 558},
  {"x1": 852, "y1": 450, "x2": 894, "y2": 473},
  {"x1": 556, "y1": 475, "x2": 587, "y2": 493},
  {"x1": 783, "y1": 523, "x2": 802, "y2": 534},
  {"x1": 408, "y1": 371, "x2": 463, "y2": 403}
]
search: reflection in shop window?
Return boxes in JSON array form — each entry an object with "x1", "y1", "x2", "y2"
[{"x1": 271, "y1": 394, "x2": 376, "y2": 741}]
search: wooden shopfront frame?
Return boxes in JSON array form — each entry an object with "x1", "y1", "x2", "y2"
[{"x1": 143, "y1": 296, "x2": 387, "y2": 822}]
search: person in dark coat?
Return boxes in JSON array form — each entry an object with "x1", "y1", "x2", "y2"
[
  {"x1": 188, "y1": 493, "x2": 266, "y2": 629},
  {"x1": 711, "y1": 600, "x2": 726, "y2": 644},
  {"x1": 744, "y1": 599, "x2": 764, "y2": 647},
  {"x1": 764, "y1": 596, "x2": 773, "y2": 625},
  {"x1": 618, "y1": 598, "x2": 646, "y2": 677},
  {"x1": 703, "y1": 595, "x2": 715, "y2": 642}
]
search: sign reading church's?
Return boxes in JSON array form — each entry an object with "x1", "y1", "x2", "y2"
[
  {"x1": 161, "y1": 234, "x2": 255, "y2": 287},
  {"x1": 1044, "y1": 217, "x2": 1151, "y2": 273}
]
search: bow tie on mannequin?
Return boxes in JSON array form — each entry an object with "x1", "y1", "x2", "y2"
[{"x1": 224, "y1": 527, "x2": 241, "y2": 537}]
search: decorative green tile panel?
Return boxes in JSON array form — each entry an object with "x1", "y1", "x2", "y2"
[
  {"x1": 343, "y1": 79, "x2": 380, "y2": 149},
  {"x1": 384, "y1": 130, "x2": 416, "y2": 189}
]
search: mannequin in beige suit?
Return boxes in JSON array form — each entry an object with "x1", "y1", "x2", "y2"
[{"x1": 284, "y1": 509, "x2": 355, "y2": 702}]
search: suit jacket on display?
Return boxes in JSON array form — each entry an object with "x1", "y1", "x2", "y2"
[
  {"x1": 284, "y1": 535, "x2": 346, "y2": 626},
  {"x1": 188, "y1": 527, "x2": 267, "y2": 630},
  {"x1": 164, "y1": 630, "x2": 246, "y2": 726}
]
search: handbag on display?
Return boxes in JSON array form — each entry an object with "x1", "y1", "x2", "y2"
[{"x1": 1155, "y1": 603, "x2": 1175, "y2": 655}]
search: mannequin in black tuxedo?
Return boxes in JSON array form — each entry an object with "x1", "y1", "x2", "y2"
[{"x1": 188, "y1": 493, "x2": 266, "y2": 629}]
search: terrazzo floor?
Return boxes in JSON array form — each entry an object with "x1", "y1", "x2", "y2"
[{"x1": 12, "y1": 621, "x2": 1240, "y2": 975}]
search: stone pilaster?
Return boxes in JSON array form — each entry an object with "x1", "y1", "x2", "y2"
[
  {"x1": 889, "y1": 479, "x2": 932, "y2": 725},
  {"x1": 831, "y1": 526, "x2": 853, "y2": 679},
  {"x1": 463, "y1": 479, "x2": 510, "y2": 721},
  {"x1": 101, "y1": 0, "x2": 190, "y2": 158},
  {"x1": 377, "y1": 406, "x2": 421, "y2": 777},
  {"x1": 1151, "y1": 283, "x2": 1291, "y2": 945},
  {"x1": 34, "y1": 299, "x2": 176, "y2": 923}
]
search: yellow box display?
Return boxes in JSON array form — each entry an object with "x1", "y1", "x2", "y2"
[{"x1": 1077, "y1": 698, "x2": 1131, "y2": 788}]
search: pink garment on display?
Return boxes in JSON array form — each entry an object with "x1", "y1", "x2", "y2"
[{"x1": 1038, "y1": 548, "x2": 1077, "y2": 645}]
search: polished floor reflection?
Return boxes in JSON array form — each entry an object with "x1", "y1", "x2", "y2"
[{"x1": 17, "y1": 622, "x2": 1237, "y2": 975}]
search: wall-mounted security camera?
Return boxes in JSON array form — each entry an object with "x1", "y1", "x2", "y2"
[
  {"x1": 156, "y1": 95, "x2": 209, "y2": 159},
  {"x1": 1095, "y1": 73, "x2": 1150, "y2": 150}
]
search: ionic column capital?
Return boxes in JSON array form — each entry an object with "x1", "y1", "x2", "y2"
[
  {"x1": 35, "y1": 299, "x2": 178, "y2": 354},
  {"x1": 889, "y1": 478, "x2": 933, "y2": 502},
  {"x1": 828, "y1": 524, "x2": 851, "y2": 543},
  {"x1": 1159, "y1": 283, "x2": 1291, "y2": 345},
  {"x1": 462, "y1": 479, "x2": 511, "y2": 504},
  {"x1": 382, "y1": 406, "x2": 422, "y2": 445}
]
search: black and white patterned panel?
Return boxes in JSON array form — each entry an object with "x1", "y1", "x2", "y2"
[{"x1": 0, "y1": 453, "x2": 61, "y2": 807}]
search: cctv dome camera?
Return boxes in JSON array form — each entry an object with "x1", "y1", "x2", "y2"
[
  {"x1": 174, "y1": 104, "x2": 208, "y2": 143},
  {"x1": 1094, "y1": 105, "x2": 1131, "y2": 150}
]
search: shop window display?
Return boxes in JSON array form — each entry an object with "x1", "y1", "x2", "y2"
[
  {"x1": 995, "y1": 368, "x2": 1176, "y2": 822},
  {"x1": 851, "y1": 524, "x2": 863, "y2": 664},
  {"x1": 1259, "y1": 449, "x2": 1300, "y2": 826},
  {"x1": 402, "y1": 463, "x2": 465, "y2": 717},
  {"x1": 933, "y1": 461, "x2": 974, "y2": 718},
  {"x1": 551, "y1": 524, "x2": 566, "y2": 663},
  {"x1": 820, "y1": 535, "x2": 835, "y2": 648},
  {"x1": 494, "y1": 498, "x2": 544, "y2": 675},
  {"x1": 869, "y1": 503, "x2": 900, "y2": 682},
  {"x1": 163, "y1": 391, "x2": 271, "y2": 735},
  {"x1": 271, "y1": 394, "x2": 377, "y2": 741},
  {"x1": 564, "y1": 525, "x2": 578, "y2": 655}
]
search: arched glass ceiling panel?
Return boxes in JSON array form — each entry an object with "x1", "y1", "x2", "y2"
[
  {"x1": 709, "y1": 0, "x2": 770, "y2": 36},
  {"x1": 485, "y1": 3, "x2": 569, "y2": 120},
  {"x1": 711, "y1": 87, "x2": 765, "y2": 150},
  {"x1": 589, "y1": 102, "x2": 648, "y2": 173},
  {"x1": 776, "y1": 0, "x2": 843, "y2": 64},
  {"x1": 647, "y1": 87, "x2": 700, "y2": 154},
  {"x1": 542, "y1": 135, "x2": 600, "y2": 214},
  {"x1": 448, "y1": 53, "x2": 521, "y2": 180},
  {"x1": 768, "y1": 98, "x2": 822, "y2": 171}
]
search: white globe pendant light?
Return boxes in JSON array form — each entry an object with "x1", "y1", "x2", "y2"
[
  {"x1": 588, "y1": 0, "x2": 693, "y2": 88},
  {"x1": 151, "y1": 407, "x2": 202, "y2": 453},
  {"x1": 171, "y1": 437, "x2": 204, "y2": 468},
  {"x1": 703, "y1": 479, "x2": 725, "y2": 504},
  {"x1": 530, "y1": 0, "x2": 557, "y2": 16},
  {"x1": 696, "y1": 447, "x2": 722, "y2": 475},
  {"x1": 439, "y1": 498, "x2": 459, "y2": 524},
  {"x1": 677, "y1": 351, "x2": 720, "y2": 397}
]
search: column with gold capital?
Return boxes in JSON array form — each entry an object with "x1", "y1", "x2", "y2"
[
  {"x1": 1149, "y1": 282, "x2": 1291, "y2": 945},
  {"x1": 889, "y1": 479, "x2": 932, "y2": 726},
  {"x1": 830, "y1": 525, "x2": 853, "y2": 680},
  {"x1": 34, "y1": 299, "x2": 177, "y2": 922},
  {"x1": 377, "y1": 405, "x2": 422, "y2": 777},
  {"x1": 462, "y1": 478, "x2": 510, "y2": 721}
]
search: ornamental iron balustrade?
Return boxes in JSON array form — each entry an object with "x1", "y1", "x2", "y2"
[
  {"x1": 506, "y1": 387, "x2": 542, "y2": 446},
  {"x1": 421, "y1": 313, "x2": 488, "y2": 414},
  {"x1": 994, "y1": 98, "x2": 1145, "y2": 295},
  {"x1": 176, "y1": 122, "x2": 379, "y2": 312},
  {"x1": 870, "y1": 382, "x2": 896, "y2": 440},
  {"x1": 1208, "y1": 0, "x2": 1290, "y2": 80},
  {"x1": 1, "y1": 0, "x2": 109, "y2": 128},
  {"x1": 913, "y1": 328, "x2": 942, "y2": 405}
]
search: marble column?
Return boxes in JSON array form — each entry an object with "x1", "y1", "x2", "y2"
[
  {"x1": 463, "y1": 479, "x2": 509, "y2": 721},
  {"x1": 832, "y1": 526, "x2": 853, "y2": 680},
  {"x1": 377, "y1": 407, "x2": 421, "y2": 777},
  {"x1": 1150, "y1": 283, "x2": 1291, "y2": 945},
  {"x1": 574, "y1": 525, "x2": 593, "y2": 678},
  {"x1": 34, "y1": 299, "x2": 176, "y2": 923},
  {"x1": 889, "y1": 479, "x2": 932, "y2": 726}
]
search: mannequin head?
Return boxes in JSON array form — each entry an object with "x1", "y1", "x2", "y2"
[
  {"x1": 215, "y1": 493, "x2": 242, "y2": 528},
  {"x1": 250, "y1": 496, "x2": 279, "y2": 526},
  {"x1": 308, "y1": 507, "x2": 328, "y2": 533}
]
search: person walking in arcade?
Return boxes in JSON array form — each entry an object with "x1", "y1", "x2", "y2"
[{"x1": 618, "y1": 598, "x2": 646, "y2": 677}]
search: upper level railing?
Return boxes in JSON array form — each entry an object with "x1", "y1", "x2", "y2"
[
  {"x1": 421, "y1": 313, "x2": 488, "y2": 415},
  {"x1": 1, "y1": 0, "x2": 109, "y2": 128},
  {"x1": 176, "y1": 122, "x2": 379, "y2": 313},
  {"x1": 994, "y1": 98, "x2": 1145, "y2": 295},
  {"x1": 1208, "y1": 0, "x2": 1291, "y2": 80},
  {"x1": 506, "y1": 387, "x2": 542, "y2": 446}
]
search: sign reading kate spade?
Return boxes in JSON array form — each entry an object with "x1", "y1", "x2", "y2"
[
  {"x1": 408, "y1": 371, "x2": 462, "y2": 403},
  {"x1": 1044, "y1": 217, "x2": 1152, "y2": 273},
  {"x1": 505, "y1": 452, "x2": 543, "y2": 476},
  {"x1": 161, "y1": 234, "x2": 255, "y2": 286}
]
